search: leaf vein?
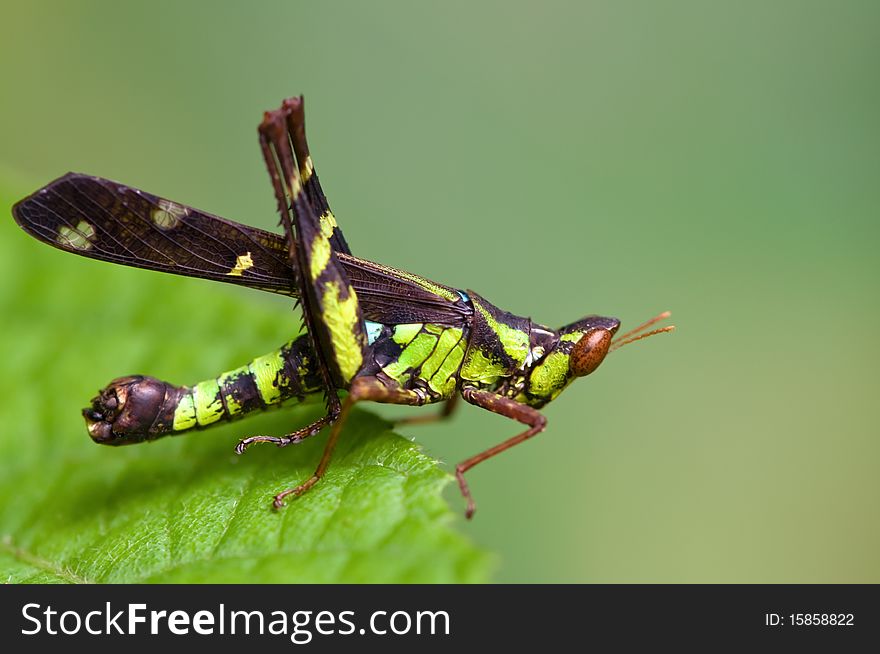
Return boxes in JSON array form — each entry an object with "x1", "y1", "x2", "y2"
[{"x1": 1, "y1": 535, "x2": 96, "y2": 584}]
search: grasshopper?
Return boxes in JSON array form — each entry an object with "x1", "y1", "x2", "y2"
[{"x1": 12, "y1": 97, "x2": 673, "y2": 518}]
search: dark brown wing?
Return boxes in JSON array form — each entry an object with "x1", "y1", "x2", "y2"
[
  {"x1": 12, "y1": 173, "x2": 471, "y2": 326},
  {"x1": 338, "y1": 255, "x2": 471, "y2": 324}
]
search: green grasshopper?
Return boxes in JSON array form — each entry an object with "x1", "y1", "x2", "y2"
[{"x1": 12, "y1": 96, "x2": 673, "y2": 518}]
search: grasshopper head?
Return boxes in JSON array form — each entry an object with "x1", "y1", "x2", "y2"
[
  {"x1": 562, "y1": 316, "x2": 621, "y2": 378},
  {"x1": 523, "y1": 311, "x2": 673, "y2": 407},
  {"x1": 521, "y1": 316, "x2": 619, "y2": 407},
  {"x1": 560, "y1": 310, "x2": 675, "y2": 378}
]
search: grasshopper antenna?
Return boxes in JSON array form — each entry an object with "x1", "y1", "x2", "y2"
[{"x1": 610, "y1": 310, "x2": 675, "y2": 352}]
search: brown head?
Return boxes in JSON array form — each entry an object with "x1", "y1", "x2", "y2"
[{"x1": 522, "y1": 311, "x2": 673, "y2": 407}]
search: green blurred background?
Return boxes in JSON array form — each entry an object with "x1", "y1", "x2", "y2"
[{"x1": 1, "y1": 0, "x2": 878, "y2": 582}]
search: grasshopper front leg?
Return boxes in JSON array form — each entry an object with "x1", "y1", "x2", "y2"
[{"x1": 456, "y1": 387, "x2": 548, "y2": 519}]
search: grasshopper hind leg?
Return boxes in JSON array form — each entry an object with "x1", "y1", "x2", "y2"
[
  {"x1": 257, "y1": 98, "x2": 369, "y2": 508},
  {"x1": 272, "y1": 375, "x2": 431, "y2": 508},
  {"x1": 283, "y1": 96, "x2": 350, "y2": 255},
  {"x1": 234, "y1": 394, "x2": 342, "y2": 454}
]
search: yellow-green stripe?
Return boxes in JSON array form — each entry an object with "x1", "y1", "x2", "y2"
[
  {"x1": 421, "y1": 327, "x2": 463, "y2": 380},
  {"x1": 193, "y1": 379, "x2": 224, "y2": 426},
  {"x1": 429, "y1": 341, "x2": 466, "y2": 395},
  {"x1": 249, "y1": 350, "x2": 285, "y2": 405},
  {"x1": 383, "y1": 331, "x2": 437, "y2": 383},
  {"x1": 172, "y1": 391, "x2": 197, "y2": 431}
]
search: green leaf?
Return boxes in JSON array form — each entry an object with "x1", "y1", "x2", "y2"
[{"x1": 0, "y1": 180, "x2": 492, "y2": 583}]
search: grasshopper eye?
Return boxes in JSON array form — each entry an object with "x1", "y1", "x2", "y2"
[{"x1": 569, "y1": 329, "x2": 613, "y2": 377}]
